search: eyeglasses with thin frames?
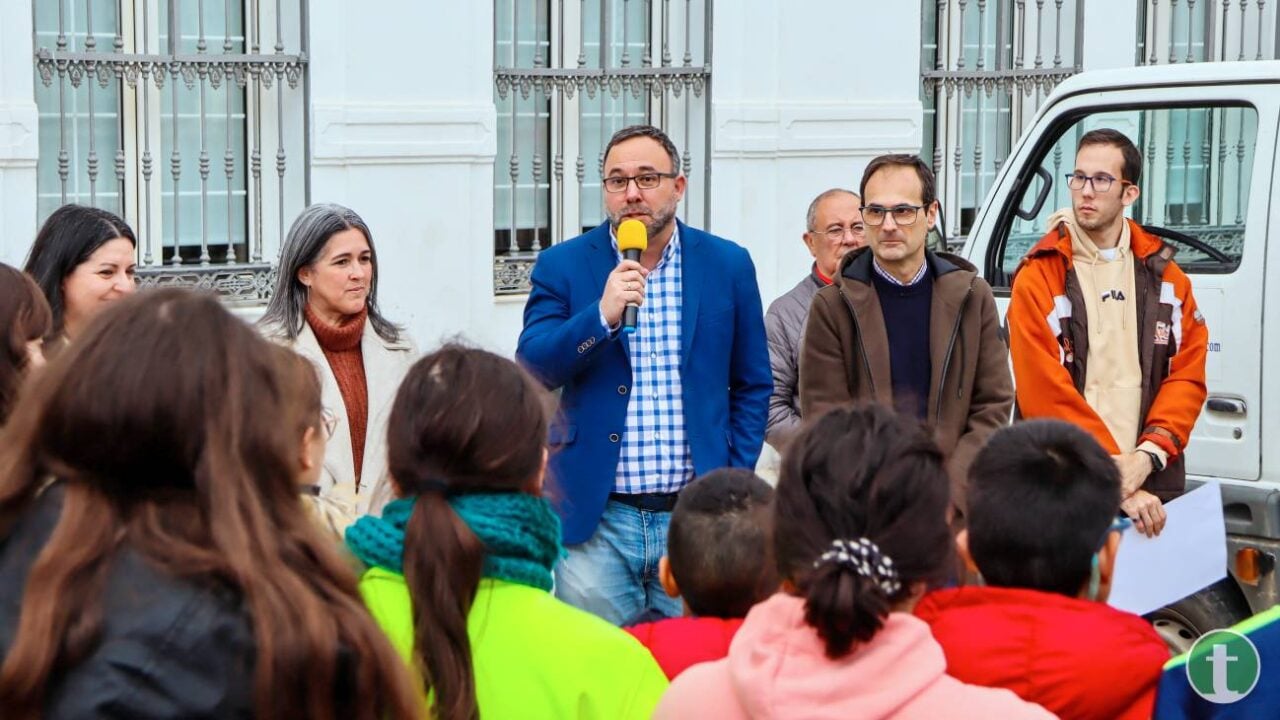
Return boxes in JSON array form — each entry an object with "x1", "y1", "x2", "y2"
[
  {"x1": 602, "y1": 172, "x2": 679, "y2": 193},
  {"x1": 860, "y1": 204, "x2": 927, "y2": 227},
  {"x1": 1065, "y1": 173, "x2": 1132, "y2": 193},
  {"x1": 814, "y1": 224, "x2": 866, "y2": 242},
  {"x1": 320, "y1": 408, "x2": 338, "y2": 440}
]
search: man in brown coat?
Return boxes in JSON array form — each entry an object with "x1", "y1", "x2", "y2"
[{"x1": 799, "y1": 154, "x2": 1013, "y2": 519}]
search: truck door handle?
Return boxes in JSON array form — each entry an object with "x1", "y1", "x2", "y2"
[{"x1": 1206, "y1": 396, "x2": 1247, "y2": 415}]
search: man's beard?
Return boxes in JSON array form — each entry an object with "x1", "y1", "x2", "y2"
[
  {"x1": 610, "y1": 198, "x2": 678, "y2": 238},
  {"x1": 1073, "y1": 202, "x2": 1119, "y2": 233}
]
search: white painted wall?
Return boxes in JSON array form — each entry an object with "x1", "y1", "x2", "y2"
[
  {"x1": 708, "y1": 1, "x2": 925, "y2": 312},
  {"x1": 305, "y1": 0, "x2": 514, "y2": 356},
  {"x1": 0, "y1": 0, "x2": 39, "y2": 266},
  {"x1": 0, "y1": 1, "x2": 1145, "y2": 356}
]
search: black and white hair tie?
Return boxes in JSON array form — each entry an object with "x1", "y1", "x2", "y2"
[{"x1": 814, "y1": 537, "x2": 902, "y2": 596}]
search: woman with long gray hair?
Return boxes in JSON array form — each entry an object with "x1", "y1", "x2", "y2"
[{"x1": 261, "y1": 203, "x2": 416, "y2": 531}]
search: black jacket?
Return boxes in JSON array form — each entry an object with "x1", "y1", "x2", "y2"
[{"x1": 0, "y1": 484, "x2": 257, "y2": 719}]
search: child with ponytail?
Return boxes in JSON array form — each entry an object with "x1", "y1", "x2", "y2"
[
  {"x1": 345, "y1": 344, "x2": 667, "y2": 720},
  {"x1": 654, "y1": 404, "x2": 1053, "y2": 719}
]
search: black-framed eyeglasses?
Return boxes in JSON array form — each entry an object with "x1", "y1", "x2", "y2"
[
  {"x1": 602, "y1": 172, "x2": 679, "y2": 193},
  {"x1": 1065, "y1": 173, "x2": 1131, "y2": 193},
  {"x1": 860, "y1": 204, "x2": 926, "y2": 227},
  {"x1": 814, "y1": 223, "x2": 866, "y2": 241}
]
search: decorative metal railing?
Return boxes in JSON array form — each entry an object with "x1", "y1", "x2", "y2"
[
  {"x1": 1137, "y1": 0, "x2": 1278, "y2": 66},
  {"x1": 492, "y1": 0, "x2": 711, "y2": 295},
  {"x1": 32, "y1": 0, "x2": 307, "y2": 306},
  {"x1": 922, "y1": 0, "x2": 1085, "y2": 246}
]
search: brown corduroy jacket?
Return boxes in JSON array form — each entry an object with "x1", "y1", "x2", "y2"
[{"x1": 799, "y1": 247, "x2": 1014, "y2": 517}]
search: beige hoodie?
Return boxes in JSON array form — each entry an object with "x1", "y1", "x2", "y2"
[{"x1": 1045, "y1": 208, "x2": 1144, "y2": 452}]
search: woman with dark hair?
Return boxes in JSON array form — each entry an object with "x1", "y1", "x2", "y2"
[
  {"x1": 0, "y1": 264, "x2": 52, "y2": 424},
  {"x1": 346, "y1": 344, "x2": 667, "y2": 720},
  {"x1": 655, "y1": 404, "x2": 1053, "y2": 720},
  {"x1": 261, "y1": 203, "x2": 415, "y2": 530},
  {"x1": 0, "y1": 289, "x2": 421, "y2": 720},
  {"x1": 22, "y1": 204, "x2": 137, "y2": 350}
]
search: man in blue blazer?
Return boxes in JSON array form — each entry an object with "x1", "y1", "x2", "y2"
[{"x1": 518, "y1": 125, "x2": 771, "y2": 625}]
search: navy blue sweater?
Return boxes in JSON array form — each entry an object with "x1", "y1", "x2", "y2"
[{"x1": 872, "y1": 266, "x2": 933, "y2": 420}]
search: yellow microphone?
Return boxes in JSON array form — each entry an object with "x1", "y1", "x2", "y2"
[{"x1": 617, "y1": 219, "x2": 648, "y2": 334}]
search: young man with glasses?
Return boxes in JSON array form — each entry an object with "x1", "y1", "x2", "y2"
[
  {"x1": 517, "y1": 124, "x2": 771, "y2": 626},
  {"x1": 799, "y1": 153, "x2": 1013, "y2": 526},
  {"x1": 763, "y1": 188, "x2": 864, "y2": 452},
  {"x1": 1006, "y1": 128, "x2": 1208, "y2": 539}
]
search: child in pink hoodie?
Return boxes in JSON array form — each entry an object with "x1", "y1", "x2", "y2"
[{"x1": 654, "y1": 405, "x2": 1055, "y2": 720}]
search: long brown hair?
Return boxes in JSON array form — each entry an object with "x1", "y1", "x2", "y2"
[
  {"x1": 275, "y1": 347, "x2": 324, "y2": 439},
  {"x1": 0, "y1": 288, "x2": 420, "y2": 720},
  {"x1": 386, "y1": 344, "x2": 553, "y2": 720},
  {"x1": 0, "y1": 264, "x2": 52, "y2": 423}
]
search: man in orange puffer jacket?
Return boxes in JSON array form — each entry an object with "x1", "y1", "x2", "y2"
[{"x1": 1007, "y1": 128, "x2": 1208, "y2": 538}]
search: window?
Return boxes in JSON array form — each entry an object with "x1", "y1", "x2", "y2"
[
  {"x1": 922, "y1": 0, "x2": 1082, "y2": 245},
  {"x1": 32, "y1": 0, "x2": 307, "y2": 304},
  {"x1": 994, "y1": 105, "x2": 1257, "y2": 286},
  {"x1": 1138, "y1": 0, "x2": 1277, "y2": 66},
  {"x1": 493, "y1": 0, "x2": 711, "y2": 295}
]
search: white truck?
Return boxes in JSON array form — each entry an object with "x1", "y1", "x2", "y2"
[{"x1": 955, "y1": 60, "x2": 1280, "y2": 652}]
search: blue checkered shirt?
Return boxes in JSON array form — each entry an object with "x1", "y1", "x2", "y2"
[{"x1": 607, "y1": 226, "x2": 693, "y2": 494}]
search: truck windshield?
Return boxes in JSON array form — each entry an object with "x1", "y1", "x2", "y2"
[{"x1": 995, "y1": 105, "x2": 1257, "y2": 286}]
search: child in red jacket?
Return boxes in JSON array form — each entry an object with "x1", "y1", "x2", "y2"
[
  {"x1": 625, "y1": 468, "x2": 778, "y2": 679},
  {"x1": 915, "y1": 419, "x2": 1169, "y2": 720}
]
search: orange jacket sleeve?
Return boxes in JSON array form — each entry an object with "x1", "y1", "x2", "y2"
[
  {"x1": 1140, "y1": 265, "x2": 1208, "y2": 457},
  {"x1": 1007, "y1": 259, "x2": 1120, "y2": 453}
]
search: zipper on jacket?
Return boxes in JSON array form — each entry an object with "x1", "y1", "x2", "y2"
[
  {"x1": 836, "y1": 285, "x2": 877, "y2": 397},
  {"x1": 935, "y1": 279, "x2": 975, "y2": 425}
]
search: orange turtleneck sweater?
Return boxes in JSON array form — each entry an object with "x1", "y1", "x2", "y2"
[{"x1": 305, "y1": 304, "x2": 369, "y2": 485}]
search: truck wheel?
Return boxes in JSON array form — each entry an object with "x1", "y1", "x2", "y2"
[{"x1": 1147, "y1": 578, "x2": 1251, "y2": 655}]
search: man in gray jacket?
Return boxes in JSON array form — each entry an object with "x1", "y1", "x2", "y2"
[{"x1": 764, "y1": 188, "x2": 864, "y2": 451}]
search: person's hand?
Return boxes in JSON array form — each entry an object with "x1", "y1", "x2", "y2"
[
  {"x1": 601, "y1": 260, "x2": 648, "y2": 328},
  {"x1": 1121, "y1": 489, "x2": 1167, "y2": 538},
  {"x1": 1113, "y1": 451, "x2": 1154, "y2": 498}
]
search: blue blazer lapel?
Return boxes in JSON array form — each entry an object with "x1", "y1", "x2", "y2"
[
  {"x1": 586, "y1": 223, "x2": 615, "y2": 293},
  {"x1": 587, "y1": 224, "x2": 631, "y2": 356},
  {"x1": 679, "y1": 221, "x2": 703, "y2": 369}
]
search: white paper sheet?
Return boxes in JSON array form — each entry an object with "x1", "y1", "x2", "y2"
[{"x1": 1108, "y1": 480, "x2": 1227, "y2": 616}]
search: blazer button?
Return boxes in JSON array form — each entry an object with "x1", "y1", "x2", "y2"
[
  {"x1": 609, "y1": 433, "x2": 620, "y2": 443},
  {"x1": 618, "y1": 385, "x2": 628, "y2": 395}
]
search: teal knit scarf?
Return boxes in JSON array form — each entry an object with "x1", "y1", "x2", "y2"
[{"x1": 344, "y1": 493, "x2": 564, "y2": 593}]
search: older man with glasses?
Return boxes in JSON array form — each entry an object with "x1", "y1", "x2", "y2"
[
  {"x1": 763, "y1": 188, "x2": 864, "y2": 453},
  {"x1": 799, "y1": 153, "x2": 1013, "y2": 529},
  {"x1": 518, "y1": 124, "x2": 771, "y2": 626}
]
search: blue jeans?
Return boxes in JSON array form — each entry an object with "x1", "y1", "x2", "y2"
[{"x1": 554, "y1": 499, "x2": 684, "y2": 626}]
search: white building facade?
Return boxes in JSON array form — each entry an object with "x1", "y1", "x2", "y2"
[{"x1": 1, "y1": 0, "x2": 1275, "y2": 355}]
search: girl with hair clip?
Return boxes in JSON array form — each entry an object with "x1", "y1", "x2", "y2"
[
  {"x1": 0, "y1": 264, "x2": 52, "y2": 425},
  {"x1": 0, "y1": 289, "x2": 421, "y2": 720},
  {"x1": 23, "y1": 204, "x2": 137, "y2": 353},
  {"x1": 655, "y1": 404, "x2": 1054, "y2": 720},
  {"x1": 345, "y1": 344, "x2": 667, "y2": 720}
]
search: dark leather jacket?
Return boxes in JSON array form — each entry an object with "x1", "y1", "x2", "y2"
[{"x1": 0, "y1": 485, "x2": 257, "y2": 718}]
